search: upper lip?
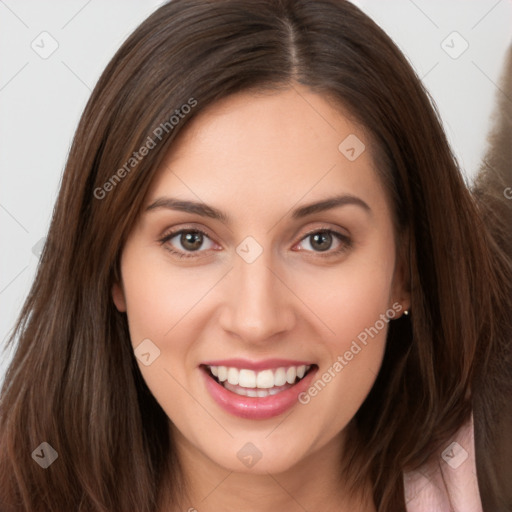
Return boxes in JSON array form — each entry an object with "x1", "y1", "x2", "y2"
[{"x1": 200, "y1": 358, "x2": 314, "y2": 371}]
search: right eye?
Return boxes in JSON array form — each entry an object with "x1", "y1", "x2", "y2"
[{"x1": 159, "y1": 228, "x2": 218, "y2": 259}]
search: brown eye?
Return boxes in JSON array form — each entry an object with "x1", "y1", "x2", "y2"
[
  {"x1": 295, "y1": 229, "x2": 352, "y2": 257},
  {"x1": 159, "y1": 228, "x2": 216, "y2": 259},
  {"x1": 309, "y1": 231, "x2": 333, "y2": 252},
  {"x1": 180, "y1": 231, "x2": 204, "y2": 251}
]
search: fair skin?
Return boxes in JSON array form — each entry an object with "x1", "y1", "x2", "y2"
[{"x1": 113, "y1": 83, "x2": 410, "y2": 512}]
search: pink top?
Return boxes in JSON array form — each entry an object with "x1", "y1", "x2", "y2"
[{"x1": 403, "y1": 413, "x2": 483, "y2": 511}]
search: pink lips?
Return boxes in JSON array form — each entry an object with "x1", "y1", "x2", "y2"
[{"x1": 200, "y1": 359, "x2": 317, "y2": 420}]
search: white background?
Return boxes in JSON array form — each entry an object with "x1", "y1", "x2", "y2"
[{"x1": 1, "y1": 0, "x2": 511, "y2": 384}]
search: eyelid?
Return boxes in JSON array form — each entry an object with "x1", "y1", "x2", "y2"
[{"x1": 296, "y1": 224, "x2": 350, "y2": 243}]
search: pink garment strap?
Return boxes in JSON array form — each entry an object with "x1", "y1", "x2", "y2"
[{"x1": 403, "y1": 412, "x2": 483, "y2": 511}]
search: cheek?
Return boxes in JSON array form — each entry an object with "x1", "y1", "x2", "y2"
[
  {"x1": 119, "y1": 251, "x2": 212, "y2": 427},
  {"x1": 120, "y1": 249, "x2": 213, "y2": 344},
  {"x1": 295, "y1": 242, "x2": 396, "y2": 347},
  {"x1": 291, "y1": 245, "x2": 395, "y2": 432},
  {"x1": 118, "y1": 247, "x2": 228, "y2": 412},
  {"x1": 308, "y1": 266, "x2": 392, "y2": 379}
]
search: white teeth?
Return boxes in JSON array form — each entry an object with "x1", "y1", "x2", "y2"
[
  {"x1": 274, "y1": 367, "x2": 287, "y2": 386},
  {"x1": 224, "y1": 380, "x2": 288, "y2": 398},
  {"x1": 286, "y1": 366, "x2": 297, "y2": 384},
  {"x1": 235, "y1": 385, "x2": 247, "y2": 396},
  {"x1": 207, "y1": 364, "x2": 312, "y2": 390},
  {"x1": 227, "y1": 367, "x2": 239, "y2": 385},
  {"x1": 256, "y1": 369, "x2": 274, "y2": 389},
  {"x1": 217, "y1": 366, "x2": 228, "y2": 382},
  {"x1": 239, "y1": 369, "x2": 257, "y2": 388}
]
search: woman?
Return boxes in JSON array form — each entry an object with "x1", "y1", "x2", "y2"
[{"x1": 1, "y1": 1, "x2": 511, "y2": 510}]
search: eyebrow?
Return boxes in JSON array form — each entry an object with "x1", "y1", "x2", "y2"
[{"x1": 145, "y1": 194, "x2": 371, "y2": 223}]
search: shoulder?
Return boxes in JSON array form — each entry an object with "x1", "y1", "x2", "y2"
[{"x1": 403, "y1": 413, "x2": 483, "y2": 512}]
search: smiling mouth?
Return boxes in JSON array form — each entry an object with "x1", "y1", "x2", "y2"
[{"x1": 202, "y1": 364, "x2": 317, "y2": 398}]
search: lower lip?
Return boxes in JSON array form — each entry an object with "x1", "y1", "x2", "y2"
[{"x1": 201, "y1": 366, "x2": 318, "y2": 420}]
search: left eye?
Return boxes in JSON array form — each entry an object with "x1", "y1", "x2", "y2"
[{"x1": 295, "y1": 229, "x2": 350, "y2": 255}]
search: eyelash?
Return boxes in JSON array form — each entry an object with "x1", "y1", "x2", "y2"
[{"x1": 158, "y1": 226, "x2": 352, "y2": 260}]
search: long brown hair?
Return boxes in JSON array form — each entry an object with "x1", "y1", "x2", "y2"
[
  {"x1": 471, "y1": 43, "x2": 512, "y2": 512},
  {"x1": 1, "y1": 1, "x2": 511, "y2": 510}
]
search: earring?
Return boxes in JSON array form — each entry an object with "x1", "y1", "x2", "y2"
[{"x1": 403, "y1": 309, "x2": 409, "y2": 316}]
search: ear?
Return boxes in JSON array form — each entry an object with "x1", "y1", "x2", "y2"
[
  {"x1": 391, "y1": 281, "x2": 411, "y2": 317},
  {"x1": 393, "y1": 287, "x2": 411, "y2": 316},
  {"x1": 112, "y1": 281, "x2": 127, "y2": 312}
]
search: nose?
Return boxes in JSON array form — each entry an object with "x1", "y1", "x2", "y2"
[{"x1": 218, "y1": 249, "x2": 296, "y2": 344}]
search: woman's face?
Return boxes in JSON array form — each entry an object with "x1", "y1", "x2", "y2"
[{"x1": 113, "y1": 84, "x2": 409, "y2": 475}]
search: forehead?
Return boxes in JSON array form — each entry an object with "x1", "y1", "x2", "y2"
[{"x1": 145, "y1": 84, "x2": 389, "y2": 224}]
